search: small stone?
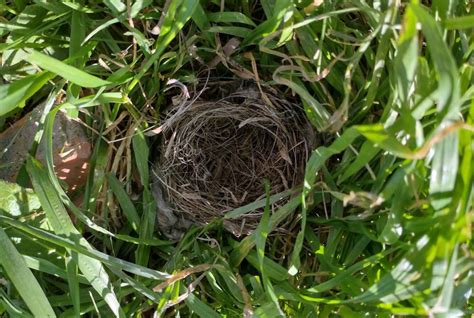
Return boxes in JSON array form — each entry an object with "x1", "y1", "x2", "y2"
[{"x1": 0, "y1": 107, "x2": 91, "y2": 192}]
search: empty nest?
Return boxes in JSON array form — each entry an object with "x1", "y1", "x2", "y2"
[{"x1": 155, "y1": 86, "x2": 315, "y2": 237}]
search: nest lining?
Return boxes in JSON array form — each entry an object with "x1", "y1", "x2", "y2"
[{"x1": 155, "y1": 87, "x2": 315, "y2": 236}]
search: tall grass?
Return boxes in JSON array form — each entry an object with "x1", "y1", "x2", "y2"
[{"x1": 0, "y1": 0, "x2": 473, "y2": 316}]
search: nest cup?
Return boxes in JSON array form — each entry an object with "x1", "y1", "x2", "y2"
[{"x1": 154, "y1": 85, "x2": 315, "y2": 237}]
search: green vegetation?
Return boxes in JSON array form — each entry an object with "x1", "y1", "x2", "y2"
[{"x1": 0, "y1": 0, "x2": 473, "y2": 316}]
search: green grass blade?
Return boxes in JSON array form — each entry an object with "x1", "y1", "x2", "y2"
[
  {"x1": 444, "y1": 15, "x2": 474, "y2": 30},
  {"x1": 0, "y1": 72, "x2": 52, "y2": 116},
  {"x1": 106, "y1": 173, "x2": 140, "y2": 232},
  {"x1": 185, "y1": 293, "x2": 220, "y2": 318},
  {"x1": 0, "y1": 227, "x2": 56, "y2": 317},
  {"x1": 132, "y1": 129, "x2": 156, "y2": 266},
  {"x1": 26, "y1": 157, "x2": 124, "y2": 317},
  {"x1": 0, "y1": 290, "x2": 34, "y2": 317},
  {"x1": 23, "y1": 255, "x2": 88, "y2": 284},
  {"x1": 0, "y1": 215, "x2": 170, "y2": 280},
  {"x1": 338, "y1": 141, "x2": 379, "y2": 184},
  {"x1": 411, "y1": 4, "x2": 460, "y2": 117},
  {"x1": 429, "y1": 132, "x2": 459, "y2": 210},
  {"x1": 103, "y1": 0, "x2": 126, "y2": 15},
  {"x1": 208, "y1": 26, "x2": 253, "y2": 37},
  {"x1": 354, "y1": 124, "x2": 414, "y2": 158},
  {"x1": 0, "y1": 180, "x2": 41, "y2": 216},
  {"x1": 24, "y1": 50, "x2": 110, "y2": 88},
  {"x1": 208, "y1": 12, "x2": 256, "y2": 26},
  {"x1": 191, "y1": 3, "x2": 213, "y2": 43},
  {"x1": 132, "y1": 130, "x2": 149, "y2": 187},
  {"x1": 127, "y1": 0, "x2": 198, "y2": 92},
  {"x1": 69, "y1": 11, "x2": 86, "y2": 66},
  {"x1": 255, "y1": 181, "x2": 283, "y2": 314},
  {"x1": 272, "y1": 74, "x2": 330, "y2": 130},
  {"x1": 224, "y1": 189, "x2": 294, "y2": 219},
  {"x1": 230, "y1": 196, "x2": 300, "y2": 266},
  {"x1": 65, "y1": 254, "x2": 80, "y2": 317}
]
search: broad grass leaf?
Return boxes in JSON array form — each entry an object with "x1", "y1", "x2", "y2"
[
  {"x1": 0, "y1": 291, "x2": 32, "y2": 317},
  {"x1": 131, "y1": 129, "x2": 149, "y2": 190},
  {"x1": 82, "y1": 18, "x2": 119, "y2": 45},
  {"x1": 230, "y1": 196, "x2": 300, "y2": 266},
  {"x1": 246, "y1": 251, "x2": 289, "y2": 281},
  {"x1": 26, "y1": 157, "x2": 124, "y2": 317},
  {"x1": 342, "y1": 236, "x2": 371, "y2": 266},
  {"x1": 272, "y1": 74, "x2": 330, "y2": 130},
  {"x1": 378, "y1": 174, "x2": 410, "y2": 244},
  {"x1": 253, "y1": 301, "x2": 286, "y2": 317},
  {"x1": 204, "y1": 272, "x2": 235, "y2": 304},
  {"x1": 130, "y1": 0, "x2": 152, "y2": 18},
  {"x1": 127, "y1": 0, "x2": 198, "y2": 92},
  {"x1": 110, "y1": 267, "x2": 161, "y2": 303},
  {"x1": 355, "y1": 124, "x2": 413, "y2": 158},
  {"x1": 350, "y1": 243, "x2": 431, "y2": 304},
  {"x1": 306, "y1": 248, "x2": 395, "y2": 294},
  {"x1": 103, "y1": 0, "x2": 126, "y2": 15},
  {"x1": 432, "y1": 0, "x2": 450, "y2": 20},
  {"x1": 433, "y1": 243, "x2": 459, "y2": 311},
  {"x1": 214, "y1": 269, "x2": 244, "y2": 303},
  {"x1": 432, "y1": 102, "x2": 474, "y2": 311},
  {"x1": 191, "y1": 3, "x2": 214, "y2": 43},
  {"x1": 69, "y1": 11, "x2": 86, "y2": 65},
  {"x1": 288, "y1": 128, "x2": 359, "y2": 275},
  {"x1": 338, "y1": 141, "x2": 380, "y2": 184},
  {"x1": 361, "y1": 6, "x2": 397, "y2": 117},
  {"x1": 0, "y1": 180, "x2": 40, "y2": 216},
  {"x1": 242, "y1": 0, "x2": 292, "y2": 46},
  {"x1": 133, "y1": 129, "x2": 155, "y2": 266},
  {"x1": 25, "y1": 50, "x2": 110, "y2": 88},
  {"x1": 0, "y1": 215, "x2": 170, "y2": 280},
  {"x1": 208, "y1": 26, "x2": 253, "y2": 37},
  {"x1": 444, "y1": 15, "x2": 474, "y2": 30},
  {"x1": 0, "y1": 227, "x2": 56, "y2": 317},
  {"x1": 0, "y1": 21, "x2": 28, "y2": 32},
  {"x1": 208, "y1": 12, "x2": 256, "y2": 26},
  {"x1": 394, "y1": 6, "x2": 418, "y2": 106},
  {"x1": 411, "y1": 4, "x2": 460, "y2": 118},
  {"x1": 23, "y1": 255, "x2": 88, "y2": 284},
  {"x1": 456, "y1": 99, "x2": 474, "y2": 219},
  {"x1": 255, "y1": 181, "x2": 283, "y2": 314},
  {"x1": 0, "y1": 72, "x2": 51, "y2": 116},
  {"x1": 65, "y1": 255, "x2": 80, "y2": 317},
  {"x1": 185, "y1": 293, "x2": 220, "y2": 318},
  {"x1": 429, "y1": 131, "x2": 459, "y2": 210},
  {"x1": 106, "y1": 173, "x2": 140, "y2": 232},
  {"x1": 224, "y1": 189, "x2": 293, "y2": 219},
  {"x1": 304, "y1": 128, "x2": 360, "y2": 190},
  {"x1": 409, "y1": 5, "x2": 462, "y2": 212},
  {"x1": 136, "y1": 188, "x2": 155, "y2": 266}
]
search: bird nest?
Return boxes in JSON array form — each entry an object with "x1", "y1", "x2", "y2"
[{"x1": 154, "y1": 85, "x2": 315, "y2": 237}]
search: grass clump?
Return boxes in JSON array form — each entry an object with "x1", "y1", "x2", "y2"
[{"x1": 0, "y1": 0, "x2": 473, "y2": 317}]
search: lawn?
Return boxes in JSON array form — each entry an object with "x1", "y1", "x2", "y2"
[{"x1": 0, "y1": 0, "x2": 473, "y2": 317}]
